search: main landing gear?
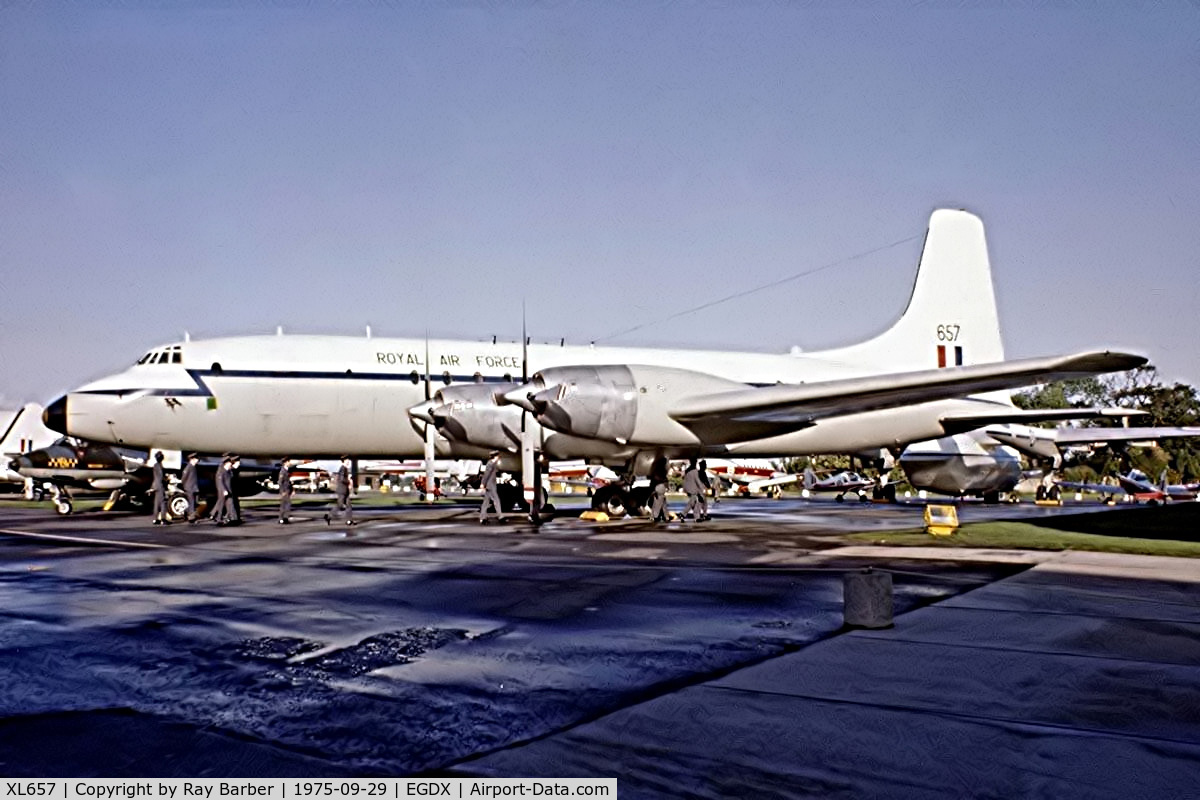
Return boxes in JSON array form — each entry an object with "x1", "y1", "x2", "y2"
[{"x1": 590, "y1": 483, "x2": 652, "y2": 518}]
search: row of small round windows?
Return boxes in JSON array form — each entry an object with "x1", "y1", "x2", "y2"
[{"x1": 204, "y1": 363, "x2": 507, "y2": 386}]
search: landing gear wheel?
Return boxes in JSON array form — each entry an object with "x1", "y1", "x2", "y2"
[
  {"x1": 627, "y1": 486, "x2": 652, "y2": 516},
  {"x1": 983, "y1": 491, "x2": 1001, "y2": 505},
  {"x1": 591, "y1": 484, "x2": 629, "y2": 518},
  {"x1": 498, "y1": 482, "x2": 523, "y2": 513},
  {"x1": 835, "y1": 494, "x2": 845, "y2": 503},
  {"x1": 168, "y1": 492, "x2": 190, "y2": 520},
  {"x1": 858, "y1": 491, "x2": 869, "y2": 503},
  {"x1": 55, "y1": 499, "x2": 73, "y2": 515}
]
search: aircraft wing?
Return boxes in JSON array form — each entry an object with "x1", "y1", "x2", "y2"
[
  {"x1": 1053, "y1": 479, "x2": 1127, "y2": 496},
  {"x1": 745, "y1": 474, "x2": 800, "y2": 492},
  {"x1": 1050, "y1": 426, "x2": 1200, "y2": 446},
  {"x1": 985, "y1": 424, "x2": 1200, "y2": 463},
  {"x1": 939, "y1": 406, "x2": 1148, "y2": 435},
  {"x1": 669, "y1": 351, "x2": 1146, "y2": 443}
]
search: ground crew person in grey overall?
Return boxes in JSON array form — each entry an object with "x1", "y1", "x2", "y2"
[
  {"x1": 151, "y1": 451, "x2": 170, "y2": 525},
  {"x1": 278, "y1": 458, "x2": 293, "y2": 524},
  {"x1": 479, "y1": 452, "x2": 503, "y2": 524},
  {"x1": 325, "y1": 456, "x2": 356, "y2": 525},
  {"x1": 649, "y1": 455, "x2": 670, "y2": 523},
  {"x1": 213, "y1": 456, "x2": 236, "y2": 525},
  {"x1": 181, "y1": 453, "x2": 199, "y2": 523},
  {"x1": 682, "y1": 458, "x2": 706, "y2": 522},
  {"x1": 230, "y1": 455, "x2": 244, "y2": 523}
]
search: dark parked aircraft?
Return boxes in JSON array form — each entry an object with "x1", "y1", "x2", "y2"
[{"x1": 11, "y1": 439, "x2": 269, "y2": 517}]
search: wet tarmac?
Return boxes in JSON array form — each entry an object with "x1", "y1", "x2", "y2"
[{"x1": 0, "y1": 495, "x2": 1195, "y2": 795}]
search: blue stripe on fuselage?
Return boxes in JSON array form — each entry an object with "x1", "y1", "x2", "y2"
[
  {"x1": 75, "y1": 368, "x2": 777, "y2": 397},
  {"x1": 78, "y1": 368, "x2": 523, "y2": 397}
]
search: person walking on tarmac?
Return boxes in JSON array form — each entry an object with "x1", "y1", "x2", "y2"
[
  {"x1": 277, "y1": 458, "x2": 294, "y2": 524},
  {"x1": 682, "y1": 458, "x2": 706, "y2": 522},
  {"x1": 181, "y1": 453, "x2": 200, "y2": 523},
  {"x1": 229, "y1": 455, "x2": 244, "y2": 524},
  {"x1": 212, "y1": 456, "x2": 236, "y2": 525},
  {"x1": 698, "y1": 459, "x2": 713, "y2": 521},
  {"x1": 325, "y1": 456, "x2": 356, "y2": 526},
  {"x1": 150, "y1": 451, "x2": 170, "y2": 525},
  {"x1": 479, "y1": 451, "x2": 503, "y2": 524},
  {"x1": 649, "y1": 455, "x2": 670, "y2": 523}
]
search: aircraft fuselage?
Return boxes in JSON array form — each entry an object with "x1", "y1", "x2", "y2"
[{"x1": 49, "y1": 334, "x2": 994, "y2": 461}]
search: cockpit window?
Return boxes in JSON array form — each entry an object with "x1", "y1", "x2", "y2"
[{"x1": 135, "y1": 344, "x2": 183, "y2": 366}]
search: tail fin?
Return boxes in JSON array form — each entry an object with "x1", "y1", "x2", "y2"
[
  {"x1": 825, "y1": 209, "x2": 1006, "y2": 374},
  {"x1": 0, "y1": 403, "x2": 55, "y2": 457}
]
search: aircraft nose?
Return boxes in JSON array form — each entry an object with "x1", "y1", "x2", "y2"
[{"x1": 43, "y1": 395, "x2": 69, "y2": 434}]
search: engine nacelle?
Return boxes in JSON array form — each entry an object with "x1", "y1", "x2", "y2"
[
  {"x1": 428, "y1": 382, "x2": 524, "y2": 453},
  {"x1": 509, "y1": 364, "x2": 746, "y2": 446},
  {"x1": 526, "y1": 365, "x2": 639, "y2": 443},
  {"x1": 899, "y1": 434, "x2": 1023, "y2": 496}
]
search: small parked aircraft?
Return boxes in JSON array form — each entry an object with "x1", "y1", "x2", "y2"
[
  {"x1": 1054, "y1": 469, "x2": 1200, "y2": 505},
  {"x1": 801, "y1": 468, "x2": 878, "y2": 502}
]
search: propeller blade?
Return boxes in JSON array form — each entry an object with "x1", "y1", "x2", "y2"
[{"x1": 424, "y1": 332, "x2": 435, "y2": 503}]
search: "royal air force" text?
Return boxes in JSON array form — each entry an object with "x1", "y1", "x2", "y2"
[{"x1": 375, "y1": 352, "x2": 521, "y2": 369}]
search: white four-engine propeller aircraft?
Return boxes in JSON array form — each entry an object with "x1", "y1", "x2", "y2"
[{"x1": 44, "y1": 209, "x2": 1146, "y2": 516}]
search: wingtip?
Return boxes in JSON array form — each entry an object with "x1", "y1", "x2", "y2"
[
  {"x1": 1107, "y1": 351, "x2": 1149, "y2": 371},
  {"x1": 1065, "y1": 351, "x2": 1148, "y2": 373}
]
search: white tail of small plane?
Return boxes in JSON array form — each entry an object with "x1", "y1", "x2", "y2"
[
  {"x1": 824, "y1": 209, "x2": 1006, "y2": 375},
  {"x1": 0, "y1": 403, "x2": 58, "y2": 485},
  {"x1": 0, "y1": 403, "x2": 56, "y2": 457}
]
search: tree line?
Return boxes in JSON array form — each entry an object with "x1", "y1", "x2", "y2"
[{"x1": 1013, "y1": 366, "x2": 1200, "y2": 483}]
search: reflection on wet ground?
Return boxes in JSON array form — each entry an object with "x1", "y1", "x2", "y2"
[{"x1": 0, "y1": 498, "x2": 1071, "y2": 777}]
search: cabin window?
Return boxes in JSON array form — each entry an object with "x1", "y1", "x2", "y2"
[
  {"x1": 211, "y1": 362, "x2": 223, "y2": 373},
  {"x1": 473, "y1": 372, "x2": 483, "y2": 383},
  {"x1": 503, "y1": 373, "x2": 512, "y2": 382},
  {"x1": 172, "y1": 351, "x2": 182, "y2": 364},
  {"x1": 409, "y1": 371, "x2": 419, "y2": 385},
  {"x1": 441, "y1": 371, "x2": 452, "y2": 386}
]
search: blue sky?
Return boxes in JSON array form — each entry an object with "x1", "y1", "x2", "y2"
[{"x1": 2, "y1": 3, "x2": 1198, "y2": 406}]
